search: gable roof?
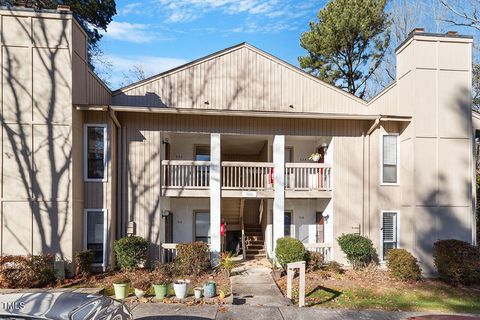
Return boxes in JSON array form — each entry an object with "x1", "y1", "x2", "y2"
[
  {"x1": 111, "y1": 42, "x2": 405, "y2": 116},
  {"x1": 113, "y1": 42, "x2": 367, "y2": 106}
]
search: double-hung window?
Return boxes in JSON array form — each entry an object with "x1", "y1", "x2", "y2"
[
  {"x1": 381, "y1": 211, "x2": 398, "y2": 260},
  {"x1": 381, "y1": 134, "x2": 399, "y2": 184},
  {"x1": 84, "y1": 209, "x2": 107, "y2": 266},
  {"x1": 84, "y1": 124, "x2": 107, "y2": 181}
]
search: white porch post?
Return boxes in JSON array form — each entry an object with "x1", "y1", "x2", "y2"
[
  {"x1": 273, "y1": 135, "x2": 285, "y2": 253},
  {"x1": 210, "y1": 133, "x2": 221, "y2": 262}
]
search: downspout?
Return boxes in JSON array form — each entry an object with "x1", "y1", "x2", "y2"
[
  {"x1": 361, "y1": 132, "x2": 365, "y2": 236},
  {"x1": 109, "y1": 108, "x2": 122, "y2": 240},
  {"x1": 366, "y1": 118, "x2": 381, "y2": 238}
]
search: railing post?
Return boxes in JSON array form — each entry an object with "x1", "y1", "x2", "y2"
[
  {"x1": 210, "y1": 133, "x2": 221, "y2": 263},
  {"x1": 273, "y1": 135, "x2": 285, "y2": 254}
]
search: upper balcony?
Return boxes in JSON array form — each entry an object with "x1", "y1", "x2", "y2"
[
  {"x1": 160, "y1": 133, "x2": 332, "y2": 198},
  {"x1": 161, "y1": 160, "x2": 332, "y2": 198}
]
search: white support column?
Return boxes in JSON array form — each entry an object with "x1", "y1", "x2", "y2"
[
  {"x1": 210, "y1": 133, "x2": 221, "y2": 262},
  {"x1": 273, "y1": 135, "x2": 285, "y2": 253}
]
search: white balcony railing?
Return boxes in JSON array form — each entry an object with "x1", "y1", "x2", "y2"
[
  {"x1": 161, "y1": 161, "x2": 332, "y2": 193},
  {"x1": 285, "y1": 163, "x2": 332, "y2": 191},
  {"x1": 161, "y1": 160, "x2": 210, "y2": 188},
  {"x1": 222, "y1": 161, "x2": 275, "y2": 190},
  {"x1": 304, "y1": 243, "x2": 333, "y2": 261}
]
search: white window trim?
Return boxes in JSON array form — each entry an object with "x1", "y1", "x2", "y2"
[
  {"x1": 284, "y1": 210, "x2": 294, "y2": 238},
  {"x1": 380, "y1": 133, "x2": 400, "y2": 186},
  {"x1": 83, "y1": 209, "x2": 108, "y2": 269},
  {"x1": 84, "y1": 124, "x2": 108, "y2": 182},
  {"x1": 379, "y1": 210, "x2": 400, "y2": 262}
]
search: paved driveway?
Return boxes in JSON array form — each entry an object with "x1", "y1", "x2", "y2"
[{"x1": 129, "y1": 303, "x2": 480, "y2": 320}]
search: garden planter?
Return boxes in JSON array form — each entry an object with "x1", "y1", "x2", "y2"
[
  {"x1": 194, "y1": 287, "x2": 203, "y2": 299},
  {"x1": 271, "y1": 270, "x2": 282, "y2": 280},
  {"x1": 173, "y1": 280, "x2": 190, "y2": 299},
  {"x1": 113, "y1": 283, "x2": 129, "y2": 300},
  {"x1": 153, "y1": 284, "x2": 169, "y2": 300},
  {"x1": 203, "y1": 281, "x2": 216, "y2": 298},
  {"x1": 134, "y1": 288, "x2": 146, "y2": 299}
]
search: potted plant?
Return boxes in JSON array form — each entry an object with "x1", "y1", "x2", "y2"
[
  {"x1": 309, "y1": 152, "x2": 321, "y2": 162},
  {"x1": 152, "y1": 263, "x2": 172, "y2": 301},
  {"x1": 215, "y1": 252, "x2": 237, "y2": 277},
  {"x1": 112, "y1": 275, "x2": 130, "y2": 300},
  {"x1": 194, "y1": 287, "x2": 203, "y2": 300},
  {"x1": 132, "y1": 277, "x2": 151, "y2": 299},
  {"x1": 203, "y1": 280, "x2": 216, "y2": 298},
  {"x1": 173, "y1": 279, "x2": 190, "y2": 299}
]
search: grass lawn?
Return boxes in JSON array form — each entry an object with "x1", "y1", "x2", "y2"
[{"x1": 275, "y1": 265, "x2": 480, "y2": 313}]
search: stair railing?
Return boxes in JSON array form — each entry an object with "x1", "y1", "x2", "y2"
[{"x1": 240, "y1": 199, "x2": 246, "y2": 260}]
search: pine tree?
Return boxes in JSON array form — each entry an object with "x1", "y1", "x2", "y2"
[{"x1": 299, "y1": 0, "x2": 391, "y2": 98}]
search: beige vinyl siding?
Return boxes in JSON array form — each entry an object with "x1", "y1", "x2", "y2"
[
  {"x1": 113, "y1": 45, "x2": 370, "y2": 114},
  {"x1": 396, "y1": 36, "x2": 473, "y2": 273},
  {"x1": 72, "y1": 107, "x2": 84, "y2": 260},
  {"x1": 368, "y1": 83, "x2": 401, "y2": 116},
  {"x1": 118, "y1": 112, "x2": 371, "y2": 137},
  {"x1": 125, "y1": 112, "x2": 162, "y2": 260},
  {"x1": 82, "y1": 111, "x2": 117, "y2": 265},
  {"x1": 72, "y1": 20, "x2": 111, "y2": 105},
  {"x1": 331, "y1": 136, "x2": 365, "y2": 264},
  {"x1": 0, "y1": 10, "x2": 74, "y2": 258}
]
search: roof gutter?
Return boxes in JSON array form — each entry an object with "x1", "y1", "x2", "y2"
[{"x1": 75, "y1": 104, "x2": 413, "y2": 122}]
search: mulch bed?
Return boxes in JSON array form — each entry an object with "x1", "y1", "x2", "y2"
[{"x1": 68, "y1": 268, "x2": 231, "y2": 304}]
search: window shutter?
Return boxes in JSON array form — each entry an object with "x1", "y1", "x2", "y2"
[
  {"x1": 382, "y1": 213, "x2": 396, "y2": 242},
  {"x1": 383, "y1": 135, "x2": 397, "y2": 165}
]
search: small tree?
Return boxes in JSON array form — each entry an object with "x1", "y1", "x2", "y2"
[
  {"x1": 299, "y1": 0, "x2": 391, "y2": 98},
  {"x1": 337, "y1": 233, "x2": 376, "y2": 269}
]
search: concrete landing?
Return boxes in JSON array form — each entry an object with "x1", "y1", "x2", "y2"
[{"x1": 230, "y1": 259, "x2": 291, "y2": 307}]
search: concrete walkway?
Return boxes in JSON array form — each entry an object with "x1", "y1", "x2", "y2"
[
  {"x1": 229, "y1": 259, "x2": 291, "y2": 307},
  {"x1": 128, "y1": 303, "x2": 480, "y2": 320}
]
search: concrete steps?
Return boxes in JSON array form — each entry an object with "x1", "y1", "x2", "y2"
[{"x1": 244, "y1": 224, "x2": 265, "y2": 259}]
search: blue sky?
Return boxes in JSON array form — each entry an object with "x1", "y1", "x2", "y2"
[
  {"x1": 96, "y1": 0, "x2": 327, "y2": 89},
  {"x1": 95, "y1": 0, "x2": 479, "y2": 91}
]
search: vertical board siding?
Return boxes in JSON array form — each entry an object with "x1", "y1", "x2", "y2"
[
  {"x1": 112, "y1": 44, "x2": 411, "y2": 117},
  {"x1": 72, "y1": 22, "x2": 112, "y2": 106},
  {"x1": 113, "y1": 46, "x2": 376, "y2": 115}
]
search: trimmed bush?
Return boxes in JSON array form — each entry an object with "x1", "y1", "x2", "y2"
[
  {"x1": 175, "y1": 242, "x2": 210, "y2": 276},
  {"x1": 275, "y1": 237, "x2": 306, "y2": 268},
  {"x1": 386, "y1": 249, "x2": 422, "y2": 281},
  {"x1": 75, "y1": 250, "x2": 94, "y2": 276},
  {"x1": 337, "y1": 233, "x2": 375, "y2": 269},
  {"x1": 0, "y1": 255, "x2": 56, "y2": 288},
  {"x1": 433, "y1": 239, "x2": 480, "y2": 285},
  {"x1": 114, "y1": 236, "x2": 149, "y2": 270},
  {"x1": 305, "y1": 251, "x2": 324, "y2": 272}
]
